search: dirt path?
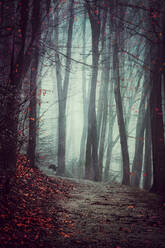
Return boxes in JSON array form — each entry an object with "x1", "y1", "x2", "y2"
[{"x1": 54, "y1": 179, "x2": 165, "y2": 248}]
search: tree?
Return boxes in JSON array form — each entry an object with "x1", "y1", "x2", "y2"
[
  {"x1": 27, "y1": 51, "x2": 39, "y2": 168},
  {"x1": 148, "y1": 0, "x2": 165, "y2": 193},
  {"x1": 0, "y1": 0, "x2": 52, "y2": 195},
  {"x1": 103, "y1": 96, "x2": 116, "y2": 181},
  {"x1": 143, "y1": 104, "x2": 152, "y2": 190},
  {"x1": 54, "y1": 0, "x2": 74, "y2": 176},
  {"x1": 84, "y1": 0, "x2": 101, "y2": 181},
  {"x1": 131, "y1": 82, "x2": 148, "y2": 187},
  {"x1": 112, "y1": 1, "x2": 130, "y2": 185},
  {"x1": 97, "y1": 8, "x2": 109, "y2": 181},
  {"x1": 79, "y1": 11, "x2": 88, "y2": 178}
]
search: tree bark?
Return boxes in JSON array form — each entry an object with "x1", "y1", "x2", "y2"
[
  {"x1": 143, "y1": 105, "x2": 152, "y2": 190},
  {"x1": 149, "y1": 61, "x2": 165, "y2": 193},
  {"x1": 79, "y1": 11, "x2": 88, "y2": 178},
  {"x1": 54, "y1": 0, "x2": 74, "y2": 176},
  {"x1": 113, "y1": 36, "x2": 130, "y2": 186},
  {"x1": 27, "y1": 51, "x2": 39, "y2": 168},
  {"x1": 149, "y1": 0, "x2": 165, "y2": 193},
  {"x1": 0, "y1": 0, "x2": 51, "y2": 196},
  {"x1": 131, "y1": 82, "x2": 148, "y2": 187},
  {"x1": 85, "y1": 1, "x2": 101, "y2": 181}
]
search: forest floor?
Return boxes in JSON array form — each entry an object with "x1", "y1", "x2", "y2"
[
  {"x1": 55, "y1": 178, "x2": 165, "y2": 248},
  {"x1": 1, "y1": 164, "x2": 165, "y2": 248}
]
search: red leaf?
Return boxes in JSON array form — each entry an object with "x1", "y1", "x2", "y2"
[{"x1": 35, "y1": 233, "x2": 39, "y2": 240}]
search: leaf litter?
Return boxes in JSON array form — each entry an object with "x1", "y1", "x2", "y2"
[{"x1": 0, "y1": 154, "x2": 75, "y2": 247}]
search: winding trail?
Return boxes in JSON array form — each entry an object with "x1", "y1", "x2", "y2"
[{"x1": 54, "y1": 178, "x2": 165, "y2": 247}]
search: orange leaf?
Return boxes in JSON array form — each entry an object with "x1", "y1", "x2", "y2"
[
  {"x1": 60, "y1": 232, "x2": 70, "y2": 238},
  {"x1": 128, "y1": 205, "x2": 134, "y2": 209}
]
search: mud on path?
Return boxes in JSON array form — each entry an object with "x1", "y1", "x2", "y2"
[{"x1": 54, "y1": 179, "x2": 165, "y2": 248}]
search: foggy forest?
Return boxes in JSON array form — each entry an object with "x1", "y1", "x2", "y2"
[{"x1": 0, "y1": 0, "x2": 165, "y2": 247}]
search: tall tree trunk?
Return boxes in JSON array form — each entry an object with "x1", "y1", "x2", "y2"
[
  {"x1": 98, "y1": 105, "x2": 108, "y2": 181},
  {"x1": 0, "y1": 0, "x2": 51, "y2": 195},
  {"x1": 103, "y1": 68, "x2": 116, "y2": 181},
  {"x1": 57, "y1": 106, "x2": 66, "y2": 175},
  {"x1": 149, "y1": 59, "x2": 165, "y2": 193},
  {"x1": 143, "y1": 105, "x2": 152, "y2": 190},
  {"x1": 162, "y1": 12, "x2": 165, "y2": 132},
  {"x1": 131, "y1": 82, "x2": 148, "y2": 187},
  {"x1": 98, "y1": 37, "x2": 110, "y2": 180},
  {"x1": 85, "y1": 58, "x2": 100, "y2": 181},
  {"x1": 85, "y1": 2, "x2": 101, "y2": 181},
  {"x1": 113, "y1": 32, "x2": 130, "y2": 186},
  {"x1": 27, "y1": 51, "x2": 39, "y2": 168},
  {"x1": 55, "y1": 0, "x2": 74, "y2": 176},
  {"x1": 149, "y1": 0, "x2": 165, "y2": 193},
  {"x1": 131, "y1": 107, "x2": 147, "y2": 187},
  {"x1": 103, "y1": 116, "x2": 115, "y2": 181},
  {"x1": 95, "y1": 8, "x2": 109, "y2": 181},
  {"x1": 79, "y1": 11, "x2": 88, "y2": 178},
  {"x1": 0, "y1": 0, "x2": 30, "y2": 195}
]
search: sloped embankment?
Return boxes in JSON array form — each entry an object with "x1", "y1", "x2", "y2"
[{"x1": 0, "y1": 160, "x2": 75, "y2": 247}]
